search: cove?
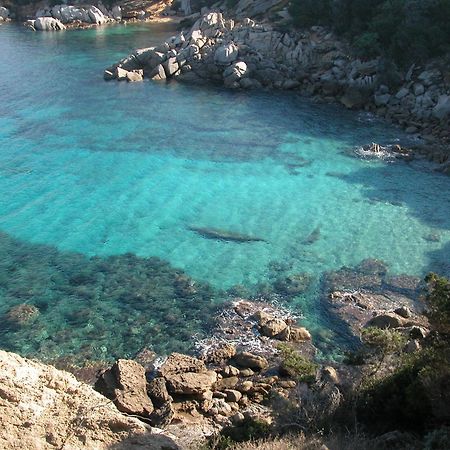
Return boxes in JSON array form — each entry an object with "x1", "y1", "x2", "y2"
[{"x1": 0, "y1": 23, "x2": 449, "y2": 363}]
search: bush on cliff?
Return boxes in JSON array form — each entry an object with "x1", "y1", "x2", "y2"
[{"x1": 289, "y1": 0, "x2": 450, "y2": 65}]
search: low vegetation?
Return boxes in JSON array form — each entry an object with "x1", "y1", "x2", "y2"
[{"x1": 289, "y1": 0, "x2": 450, "y2": 65}]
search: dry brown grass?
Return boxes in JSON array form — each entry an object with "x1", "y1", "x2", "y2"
[{"x1": 228, "y1": 432, "x2": 379, "y2": 450}]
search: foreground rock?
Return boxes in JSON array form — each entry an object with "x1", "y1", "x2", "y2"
[
  {"x1": 96, "y1": 359, "x2": 154, "y2": 417},
  {"x1": 0, "y1": 350, "x2": 180, "y2": 450}
]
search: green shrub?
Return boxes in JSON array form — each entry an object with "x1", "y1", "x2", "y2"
[{"x1": 278, "y1": 343, "x2": 317, "y2": 383}]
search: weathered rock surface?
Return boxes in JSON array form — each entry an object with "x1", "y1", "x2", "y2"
[
  {"x1": 166, "y1": 370, "x2": 217, "y2": 394},
  {"x1": 95, "y1": 359, "x2": 154, "y2": 417},
  {"x1": 233, "y1": 352, "x2": 268, "y2": 370},
  {"x1": 0, "y1": 350, "x2": 180, "y2": 450}
]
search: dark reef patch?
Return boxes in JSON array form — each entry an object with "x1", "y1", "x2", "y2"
[{"x1": 0, "y1": 231, "x2": 219, "y2": 364}]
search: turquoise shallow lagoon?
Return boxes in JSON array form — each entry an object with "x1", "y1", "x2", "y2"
[{"x1": 0, "y1": 23, "x2": 449, "y2": 363}]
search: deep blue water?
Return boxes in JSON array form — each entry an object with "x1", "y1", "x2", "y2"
[{"x1": 0, "y1": 23, "x2": 449, "y2": 363}]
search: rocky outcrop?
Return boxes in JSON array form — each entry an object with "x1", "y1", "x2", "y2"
[
  {"x1": 28, "y1": 17, "x2": 66, "y2": 31},
  {"x1": 107, "y1": 11, "x2": 450, "y2": 144},
  {"x1": 28, "y1": 3, "x2": 120, "y2": 31},
  {"x1": 96, "y1": 359, "x2": 154, "y2": 417},
  {"x1": 0, "y1": 350, "x2": 180, "y2": 450}
]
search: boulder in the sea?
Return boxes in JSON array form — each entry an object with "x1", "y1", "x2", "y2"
[
  {"x1": 5, "y1": 304, "x2": 39, "y2": 326},
  {"x1": 260, "y1": 318, "x2": 288, "y2": 338},
  {"x1": 34, "y1": 17, "x2": 66, "y2": 31},
  {"x1": 95, "y1": 359, "x2": 154, "y2": 417},
  {"x1": 233, "y1": 352, "x2": 268, "y2": 371}
]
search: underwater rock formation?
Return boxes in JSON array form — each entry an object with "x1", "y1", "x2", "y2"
[{"x1": 188, "y1": 226, "x2": 267, "y2": 243}]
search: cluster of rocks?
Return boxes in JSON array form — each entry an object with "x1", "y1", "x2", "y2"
[
  {"x1": 106, "y1": 9, "x2": 450, "y2": 145},
  {"x1": 95, "y1": 345, "x2": 308, "y2": 444},
  {"x1": 26, "y1": 3, "x2": 122, "y2": 31},
  {"x1": 0, "y1": 6, "x2": 10, "y2": 22},
  {"x1": 92, "y1": 300, "x2": 316, "y2": 444}
]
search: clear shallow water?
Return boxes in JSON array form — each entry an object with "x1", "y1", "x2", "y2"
[{"x1": 0, "y1": 23, "x2": 449, "y2": 363}]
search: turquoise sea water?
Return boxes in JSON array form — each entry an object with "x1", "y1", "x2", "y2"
[{"x1": 0, "y1": 23, "x2": 449, "y2": 363}]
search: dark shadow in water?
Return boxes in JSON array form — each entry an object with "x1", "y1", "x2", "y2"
[
  {"x1": 0, "y1": 231, "x2": 219, "y2": 364},
  {"x1": 334, "y1": 162, "x2": 450, "y2": 276}
]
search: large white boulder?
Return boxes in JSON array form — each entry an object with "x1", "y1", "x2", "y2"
[{"x1": 34, "y1": 17, "x2": 66, "y2": 31}]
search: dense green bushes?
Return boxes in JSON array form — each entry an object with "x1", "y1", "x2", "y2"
[{"x1": 289, "y1": 0, "x2": 450, "y2": 65}]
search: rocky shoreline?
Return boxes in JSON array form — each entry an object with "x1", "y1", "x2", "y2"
[
  {"x1": 104, "y1": 9, "x2": 450, "y2": 171},
  {"x1": 0, "y1": 283, "x2": 432, "y2": 448}
]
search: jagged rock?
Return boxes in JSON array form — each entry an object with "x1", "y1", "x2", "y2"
[
  {"x1": 163, "y1": 57, "x2": 179, "y2": 77},
  {"x1": 260, "y1": 318, "x2": 288, "y2": 338},
  {"x1": 166, "y1": 371, "x2": 217, "y2": 395},
  {"x1": 116, "y1": 67, "x2": 128, "y2": 81},
  {"x1": 158, "y1": 353, "x2": 206, "y2": 378},
  {"x1": 223, "y1": 61, "x2": 248, "y2": 86},
  {"x1": 205, "y1": 343, "x2": 236, "y2": 364},
  {"x1": 95, "y1": 359, "x2": 154, "y2": 417},
  {"x1": 233, "y1": 352, "x2": 268, "y2": 370},
  {"x1": 150, "y1": 402, "x2": 175, "y2": 428},
  {"x1": 321, "y1": 366, "x2": 339, "y2": 384},
  {"x1": 88, "y1": 6, "x2": 107, "y2": 25},
  {"x1": 0, "y1": 351, "x2": 179, "y2": 450},
  {"x1": 365, "y1": 313, "x2": 407, "y2": 329},
  {"x1": 147, "y1": 377, "x2": 171, "y2": 407}
]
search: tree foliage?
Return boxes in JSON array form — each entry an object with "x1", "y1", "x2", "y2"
[{"x1": 288, "y1": 0, "x2": 450, "y2": 65}]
